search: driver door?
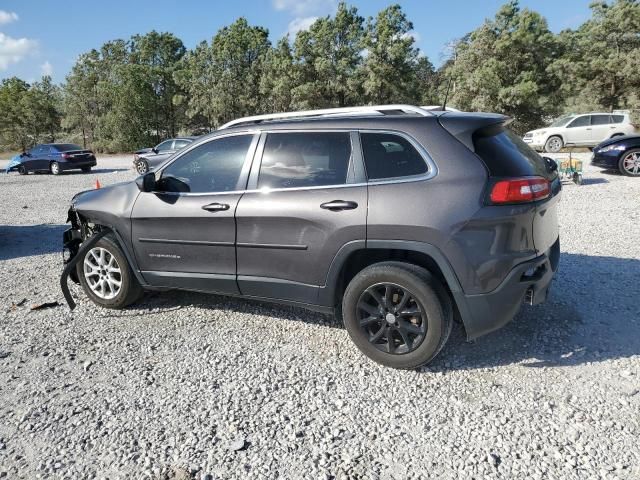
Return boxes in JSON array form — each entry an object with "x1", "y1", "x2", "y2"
[
  {"x1": 564, "y1": 115, "x2": 592, "y2": 145},
  {"x1": 131, "y1": 134, "x2": 258, "y2": 294}
]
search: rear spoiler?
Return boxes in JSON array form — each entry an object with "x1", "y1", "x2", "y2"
[{"x1": 438, "y1": 112, "x2": 511, "y2": 151}]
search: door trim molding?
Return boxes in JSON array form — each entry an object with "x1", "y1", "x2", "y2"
[{"x1": 138, "y1": 237, "x2": 234, "y2": 247}]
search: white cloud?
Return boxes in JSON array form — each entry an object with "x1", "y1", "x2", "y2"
[
  {"x1": 287, "y1": 16, "x2": 317, "y2": 37},
  {"x1": 273, "y1": 0, "x2": 335, "y2": 17},
  {"x1": 0, "y1": 32, "x2": 38, "y2": 70},
  {"x1": 41, "y1": 60, "x2": 53, "y2": 76},
  {"x1": 0, "y1": 10, "x2": 19, "y2": 25}
]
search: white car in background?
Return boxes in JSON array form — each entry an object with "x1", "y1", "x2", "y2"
[{"x1": 523, "y1": 111, "x2": 637, "y2": 152}]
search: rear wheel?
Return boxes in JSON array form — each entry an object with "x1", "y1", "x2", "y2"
[
  {"x1": 544, "y1": 136, "x2": 563, "y2": 153},
  {"x1": 50, "y1": 161, "x2": 61, "y2": 175},
  {"x1": 341, "y1": 262, "x2": 452, "y2": 369},
  {"x1": 77, "y1": 236, "x2": 143, "y2": 309},
  {"x1": 81, "y1": 166, "x2": 92, "y2": 173},
  {"x1": 619, "y1": 149, "x2": 640, "y2": 177},
  {"x1": 18, "y1": 165, "x2": 27, "y2": 175}
]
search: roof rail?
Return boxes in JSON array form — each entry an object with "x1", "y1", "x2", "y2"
[{"x1": 218, "y1": 104, "x2": 432, "y2": 129}]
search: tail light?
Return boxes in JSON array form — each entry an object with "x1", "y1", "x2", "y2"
[{"x1": 488, "y1": 177, "x2": 550, "y2": 205}]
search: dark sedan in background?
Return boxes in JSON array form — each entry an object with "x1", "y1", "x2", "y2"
[
  {"x1": 591, "y1": 135, "x2": 640, "y2": 177},
  {"x1": 6, "y1": 143, "x2": 96, "y2": 175},
  {"x1": 133, "y1": 137, "x2": 196, "y2": 174}
]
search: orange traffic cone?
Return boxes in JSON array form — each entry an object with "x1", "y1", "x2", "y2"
[{"x1": 95, "y1": 179, "x2": 101, "y2": 189}]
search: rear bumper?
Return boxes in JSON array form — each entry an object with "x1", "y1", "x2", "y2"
[
  {"x1": 60, "y1": 159, "x2": 96, "y2": 170},
  {"x1": 455, "y1": 236, "x2": 560, "y2": 340}
]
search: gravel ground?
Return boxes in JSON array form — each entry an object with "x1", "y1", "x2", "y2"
[{"x1": 0, "y1": 153, "x2": 639, "y2": 480}]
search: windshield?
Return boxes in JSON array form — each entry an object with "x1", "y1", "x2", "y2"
[{"x1": 549, "y1": 116, "x2": 574, "y2": 128}]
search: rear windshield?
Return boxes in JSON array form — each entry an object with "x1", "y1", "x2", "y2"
[
  {"x1": 54, "y1": 144, "x2": 84, "y2": 152},
  {"x1": 473, "y1": 125, "x2": 556, "y2": 179}
]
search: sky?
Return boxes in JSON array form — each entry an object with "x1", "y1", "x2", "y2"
[{"x1": 0, "y1": 0, "x2": 593, "y2": 84}]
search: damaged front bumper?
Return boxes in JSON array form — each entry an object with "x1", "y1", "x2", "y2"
[{"x1": 60, "y1": 206, "x2": 110, "y2": 310}]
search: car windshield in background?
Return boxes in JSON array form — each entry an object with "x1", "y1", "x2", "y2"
[
  {"x1": 54, "y1": 144, "x2": 84, "y2": 151},
  {"x1": 549, "y1": 116, "x2": 574, "y2": 128}
]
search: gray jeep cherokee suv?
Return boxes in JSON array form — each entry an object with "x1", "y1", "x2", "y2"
[{"x1": 61, "y1": 105, "x2": 560, "y2": 369}]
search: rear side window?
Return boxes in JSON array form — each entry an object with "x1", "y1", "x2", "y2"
[
  {"x1": 54, "y1": 144, "x2": 83, "y2": 152},
  {"x1": 258, "y1": 132, "x2": 351, "y2": 189},
  {"x1": 473, "y1": 125, "x2": 556, "y2": 179},
  {"x1": 160, "y1": 135, "x2": 253, "y2": 193},
  {"x1": 611, "y1": 115, "x2": 624, "y2": 124},
  {"x1": 174, "y1": 139, "x2": 191, "y2": 149},
  {"x1": 361, "y1": 132, "x2": 427, "y2": 180},
  {"x1": 591, "y1": 115, "x2": 611, "y2": 125}
]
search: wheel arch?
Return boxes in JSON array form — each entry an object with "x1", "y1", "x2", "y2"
[
  {"x1": 321, "y1": 240, "x2": 471, "y2": 329},
  {"x1": 72, "y1": 216, "x2": 146, "y2": 287}
]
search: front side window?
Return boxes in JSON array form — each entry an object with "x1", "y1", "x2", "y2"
[
  {"x1": 611, "y1": 115, "x2": 624, "y2": 124},
  {"x1": 567, "y1": 116, "x2": 590, "y2": 128},
  {"x1": 550, "y1": 116, "x2": 574, "y2": 128},
  {"x1": 159, "y1": 135, "x2": 253, "y2": 193},
  {"x1": 361, "y1": 132, "x2": 428, "y2": 180},
  {"x1": 258, "y1": 132, "x2": 351, "y2": 189},
  {"x1": 591, "y1": 114, "x2": 611, "y2": 125}
]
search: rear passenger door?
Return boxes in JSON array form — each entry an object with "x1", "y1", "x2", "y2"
[
  {"x1": 590, "y1": 114, "x2": 613, "y2": 142},
  {"x1": 235, "y1": 130, "x2": 367, "y2": 305}
]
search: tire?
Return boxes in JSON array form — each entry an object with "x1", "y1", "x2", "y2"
[
  {"x1": 544, "y1": 136, "x2": 563, "y2": 153},
  {"x1": 77, "y1": 235, "x2": 143, "y2": 309},
  {"x1": 135, "y1": 159, "x2": 149, "y2": 175},
  {"x1": 50, "y1": 161, "x2": 61, "y2": 175},
  {"x1": 619, "y1": 148, "x2": 640, "y2": 177},
  {"x1": 573, "y1": 172, "x2": 583, "y2": 185},
  {"x1": 18, "y1": 165, "x2": 27, "y2": 175},
  {"x1": 81, "y1": 166, "x2": 92, "y2": 173},
  {"x1": 341, "y1": 262, "x2": 452, "y2": 369}
]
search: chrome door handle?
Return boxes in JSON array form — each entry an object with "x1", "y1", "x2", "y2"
[
  {"x1": 202, "y1": 202, "x2": 230, "y2": 212},
  {"x1": 320, "y1": 200, "x2": 358, "y2": 211}
]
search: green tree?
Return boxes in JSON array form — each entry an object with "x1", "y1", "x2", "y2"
[
  {"x1": 292, "y1": 2, "x2": 364, "y2": 108},
  {"x1": 446, "y1": 1, "x2": 561, "y2": 133},
  {"x1": 0, "y1": 77, "x2": 31, "y2": 150},
  {"x1": 260, "y1": 37, "x2": 298, "y2": 112},
  {"x1": 177, "y1": 18, "x2": 270, "y2": 128},
  {"x1": 361, "y1": 4, "x2": 420, "y2": 104},
  {"x1": 553, "y1": 0, "x2": 640, "y2": 113}
]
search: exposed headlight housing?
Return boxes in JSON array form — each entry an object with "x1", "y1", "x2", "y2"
[{"x1": 597, "y1": 144, "x2": 626, "y2": 153}]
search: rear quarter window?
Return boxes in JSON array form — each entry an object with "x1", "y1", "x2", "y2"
[
  {"x1": 361, "y1": 132, "x2": 428, "y2": 180},
  {"x1": 472, "y1": 125, "x2": 556, "y2": 179}
]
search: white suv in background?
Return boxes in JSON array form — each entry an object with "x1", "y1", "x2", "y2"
[{"x1": 523, "y1": 111, "x2": 637, "y2": 152}]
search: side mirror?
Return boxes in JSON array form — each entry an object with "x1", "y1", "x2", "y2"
[
  {"x1": 152, "y1": 147, "x2": 158, "y2": 154},
  {"x1": 136, "y1": 172, "x2": 157, "y2": 192},
  {"x1": 543, "y1": 156, "x2": 558, "y2": 172}
]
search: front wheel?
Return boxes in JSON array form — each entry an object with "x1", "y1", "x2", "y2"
[
  {"x1": 135, "y1": 159, "x2": 149, "y2": 175},
  {"x1": 50, "y1": 161, "x2": 61, "y2": 175},
  {"x1": 341, "y1": 262, "x2": 452, "y2": 369},
  {"x1": 81, "y1": 166, "x2": 92, "y2": 173},
  {"x1": 619, "y1": 149, "x2": 640, "y2": 177},
  {"x1": 77, "y1": 236, "x2": 143, "y2": 309},
  {"x1": 18, "y1": 165, "x2": 27, "y2": 175},
  {"x1": 544, "y1": 136, "x2": 563, "y2": 153}
]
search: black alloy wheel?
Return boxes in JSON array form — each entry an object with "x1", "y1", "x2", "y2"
[{"x1": 357, "y1": 282, "x2": 427, "y2": 354}]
